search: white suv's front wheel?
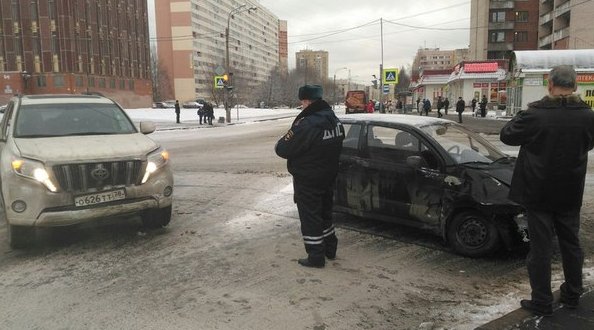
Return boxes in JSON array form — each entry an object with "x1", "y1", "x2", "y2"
[{"x1": 141, "y1": 205, "x2": 172, "y2": 229}]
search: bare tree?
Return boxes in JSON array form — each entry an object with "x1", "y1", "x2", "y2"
[{"x1": 150, "y1": 46, "x2": 173, "y2": 101}]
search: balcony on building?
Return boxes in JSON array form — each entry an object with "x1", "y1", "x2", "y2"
[
  {"x1": 539, "y1": 33, "x2": 553, "y2": 48},
  {"x1": 488, "y1": 42, "x2": 514, "y2": 51},
  {"x1": 539, "y1": 11, "x2": 553, "y2": 25},
  {"x1": 489, "y1": 0, "x2": 514, "y2": 10},
  {"x1": 489, "y1": 21, "x2": 515, "y2": 30},
  {"x1": 555, "y1": 0, "x2": 571, "y2": 17},
  {"x1": 553, "y1": 26, "x2": 570, "y2": 42}
]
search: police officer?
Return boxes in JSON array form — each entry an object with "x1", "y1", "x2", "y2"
[{"x1": 275, "y1": 85, "x2": 345, "y2": 268}]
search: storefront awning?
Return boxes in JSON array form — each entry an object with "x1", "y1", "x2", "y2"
[{"x1": 512, "y1": 49, "x2": 594, "y2": 73}]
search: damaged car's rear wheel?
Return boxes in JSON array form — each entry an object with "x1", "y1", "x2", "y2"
[
  {"x1": 141, "y1": 205, "x2": 172, "y2": 229},
  {"x1": 447, "y1": 211, "x2": 500, "y2": 257}
]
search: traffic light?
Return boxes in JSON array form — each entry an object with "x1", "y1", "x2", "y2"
[
  {"x1": 372, "y1": 79, "x2": 378, "y2": 89},
  {"x1": 223, "y1": 74, "x2": 229, "y2": 82}
]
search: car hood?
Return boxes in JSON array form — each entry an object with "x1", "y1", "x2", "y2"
[{"x1": 14, "y1": 134, "x2": 158, "y2": 162}]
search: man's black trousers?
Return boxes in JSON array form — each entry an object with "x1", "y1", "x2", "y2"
[
  {"x1": 293, "y1": 181, "x2": 338, "y2": 264},
  {"x1": 526, "y1": 208, "x2": 583, "y2": 305}
]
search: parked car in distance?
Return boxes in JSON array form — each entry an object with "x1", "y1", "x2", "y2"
[
  {"x1": 153, "y1": 101, "x2": 174, "y2": 109},
  {"x1": 0, "y1": 94, "x2": 174, "y2": 248},
  {"x1": 334, "y1": 114, "x2": 526, "y2": 257},
  {"x1": 182, "y1": 101, "x2": 203, "y2": 109}
]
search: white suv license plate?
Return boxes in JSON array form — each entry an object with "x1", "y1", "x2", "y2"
[{"x1": 74, "y1": 189, "x2": 126, "y2": 207}]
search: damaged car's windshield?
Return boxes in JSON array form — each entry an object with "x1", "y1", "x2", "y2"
[
  {"x1": 422, "y1": 124, "x2": 506, "y2": 165},
  {"x1": 14, "y1": 103, "x2": 137, "y2": 138}
]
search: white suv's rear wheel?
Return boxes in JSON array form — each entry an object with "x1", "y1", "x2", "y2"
[{"x1": 141, "y1": 205, "x2": 172, "y2": 229}]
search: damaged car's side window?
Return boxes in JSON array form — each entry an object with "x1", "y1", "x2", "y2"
[
  {"x1": 368, "y1": 125, "x2": 425, "y2": 164},
  {"x1": 342, "y1": 123, "x2": 362, "y2": 155}
]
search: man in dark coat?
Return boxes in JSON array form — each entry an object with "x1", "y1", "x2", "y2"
[
  {"x1": 479, "y1": 95, "x2": 488, "y2": 117},
  {"x1": 435, "y1": 96, "x2": 442, "y2": 118},
  {"x1": 443, "y1": 97, "x2": 450, "y2": 115},
  {"x1": 203, "y1": 102, "x2": 214, "y2": 125},
  {"x1": 500, "y1": 65, "x2": 594, "y2": 316},
  {"x1": 471, "y1": 97, "x2": 477, "y2": 116},
  {"x1": 174, "y1": 100, "x2": 181, "y2": 123},
  {"x1": 275, "y1": 85, "x2": 345, "y2": 268},
  {"x1": 455, "y1": 97, "x2": 465, "y2": 123}
]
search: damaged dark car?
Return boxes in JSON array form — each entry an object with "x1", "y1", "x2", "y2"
[{"x1": 334, "y1": 114, "x2": 527, "y2": 257}]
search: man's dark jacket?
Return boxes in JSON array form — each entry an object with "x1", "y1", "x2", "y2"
[
  {"x1": 456, "y1": 99, "x2": 465, "y2": 113},
  {"x1": 275, "y1": 100, "x2": 344, "y2": 187},
  {"x1": 500, "y1": 95, "x2": 594, "y2": 211}
]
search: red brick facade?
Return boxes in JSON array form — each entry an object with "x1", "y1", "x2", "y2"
[{"x1": 0, "y1": 0, "x2": 152, "y2": 108}]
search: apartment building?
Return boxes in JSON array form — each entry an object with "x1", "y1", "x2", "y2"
[
  {"x1": 154, "y1": 0, "x2": 287, "y2": 103},
  {"x1": 295, "y1": 49, "x2": 329, "y2": 84},
  {"x1": 469, "y1": 0, "x2": 540, "y2": 60},
  {"x1": 411, "y1": 48, "x2": 468, "y2": 81},
  {"x1": 539, "y1": 0, "x2": 594, "y2": 49},
  {"x1": 0, "y1": 0, "x2": 152, "y2": 107}
]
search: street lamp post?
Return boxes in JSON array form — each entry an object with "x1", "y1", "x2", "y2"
[
  {"x1": 225, "y1": 4, "x2": 257, "y2": 123},
  {"x1": 333, "y1": 67, "x2": 348, "y2": 110}
]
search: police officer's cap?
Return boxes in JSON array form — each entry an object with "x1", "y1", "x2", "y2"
[{"x1": 298, "y1": 85, "x2": 323, "y2": 101}]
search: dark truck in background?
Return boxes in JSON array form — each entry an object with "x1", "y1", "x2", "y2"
[{"x1": 345, "y1": 90, "x2": 367, "y2": 114}]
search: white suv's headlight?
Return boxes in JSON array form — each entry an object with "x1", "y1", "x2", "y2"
[
  {"x1": 11, "y1": 158, "x2": 58, "y2": 192},
  {"x1": 141, "y1": 148, "x2": 170, "y2": 184}
]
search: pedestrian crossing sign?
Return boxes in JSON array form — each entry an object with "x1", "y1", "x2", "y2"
[
  {"x1": 382, "y1": 68, "x2": 399, "y2": 85},
  {"x1": 214, "y1": 75, "x2": 225, "y2": 89}
]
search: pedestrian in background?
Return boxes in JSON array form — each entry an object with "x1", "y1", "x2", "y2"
[
  {"x1": 366, "y1": 100, "x2": 375, "y2": 113},
  {"x1": 423, "y1": 98, "x2": 431, "y2": 116},
  {"x1": 443, "y1": 97, "x2": 450, "y2": 115},
  {"x1": 275, "y1": 84, "x2": 344, "y2": 268},
  {"x1": 396, "y1": 98, "x2": 403, "y2": 114},
  {"x1": 174, "y1": 100, "x2": 181, "y2": 124},
  {"x1": 455, "y1": 97, "x2": 465, "y2": 123},
  {"x1": 471, "y1": 97, "x2": 477, "y2": 117},
  {"x1": 203, "y1": 102, "x2": 214, "y2": 125},
  {"x1": 436, "y1": 96, "x2": 444, "y2": 118},
  {"x1": 197, "y1": 107, "x2": 205, "y2": 125},
  {"x1": 500, "y1": 65, "x2": 594, "y2": 317},
  {"x1": 416, "y1": 97, "x2": 421, "y2": 114},
  {"x1": 479, "y1": 95, "x2": 488, "y2": 118}
]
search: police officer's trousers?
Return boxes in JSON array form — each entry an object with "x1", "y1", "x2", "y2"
[{"x1": 293, "y1": 181, "x2": 338, "y2": 264}]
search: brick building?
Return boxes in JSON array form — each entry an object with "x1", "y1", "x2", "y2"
[
  {"x1": 0, "y1": 0, "x2": 152, "y2": 107},
  {"x1": 469, "y1": 0, "x2": 540, "y2": 60}
]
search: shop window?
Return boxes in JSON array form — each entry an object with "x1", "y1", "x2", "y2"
[{"x1": 54, "y1": 75, "x2": 65, "y2": 87}]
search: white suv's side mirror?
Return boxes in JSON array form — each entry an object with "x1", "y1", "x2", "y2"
[{"x1": 139, "y1": 121, "x2": 156, "y2": 134}]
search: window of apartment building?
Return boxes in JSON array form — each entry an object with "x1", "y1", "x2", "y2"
[
  {"x1": 76, "y1": 76, "x2": 83, "y2": 87},
  {"x1": 491, "y1": 11, "x2": 505, "y2": 23},
  {"x1": 110, "y1": 79, "x2": 116, "y2": 89},
  {"x1": 489, "y1": 31, "x2": 506, "y2": 43},
  {"x1": 514, "y1": 31, "x2": 528, "y2": 42},
  {"x1": 36, "y1": 75, "x2": 46, "y2": 87},
  {"x1": 54, "y1": 75, "x2": 65, "y2": 87},
  {"x1": 515, "y1": 11, "x2": 528, "y2": 22},
  {"x1": 98, "y1": 78, "x2": 106, "y2": 88}
]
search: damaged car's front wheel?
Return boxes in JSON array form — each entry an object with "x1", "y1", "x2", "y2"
[{"x1": 447, "y1": 211, "x2": 500, "y2": 257}]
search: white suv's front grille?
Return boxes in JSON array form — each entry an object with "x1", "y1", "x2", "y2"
[{"x1": 52, "y1": 160, "x2": 143, "y2": 193}]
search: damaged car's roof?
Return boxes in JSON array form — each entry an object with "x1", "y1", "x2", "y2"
[{"x1": 337, "y1": 114, "x2": 454, "y2": 127}]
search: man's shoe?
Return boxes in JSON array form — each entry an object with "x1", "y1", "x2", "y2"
[
  {"x1": 297, "y1": 258, "x2": 324, "y2": 268},
  {"x1": 560, "y1": 296, "x2": 579, "y2": 309},
  {"x1": 520, "y1": 299, "x2": 553, "y2": 316}
]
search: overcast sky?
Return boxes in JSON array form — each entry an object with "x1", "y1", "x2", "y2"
[{"x1": 256, "y1": 0, "x2": 471, "y2": 84}]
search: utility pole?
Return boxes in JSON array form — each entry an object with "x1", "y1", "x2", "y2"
[
  {"x1": 225, "y1": 4, "x2": 257, "y2": 123},
  {"x1": 379, "y1": 18, "x2": 384, "y2": 113}
]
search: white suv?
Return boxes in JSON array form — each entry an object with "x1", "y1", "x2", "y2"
[{"x1": 0, "y1": 95, "x2": 174, "y2": 248}]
